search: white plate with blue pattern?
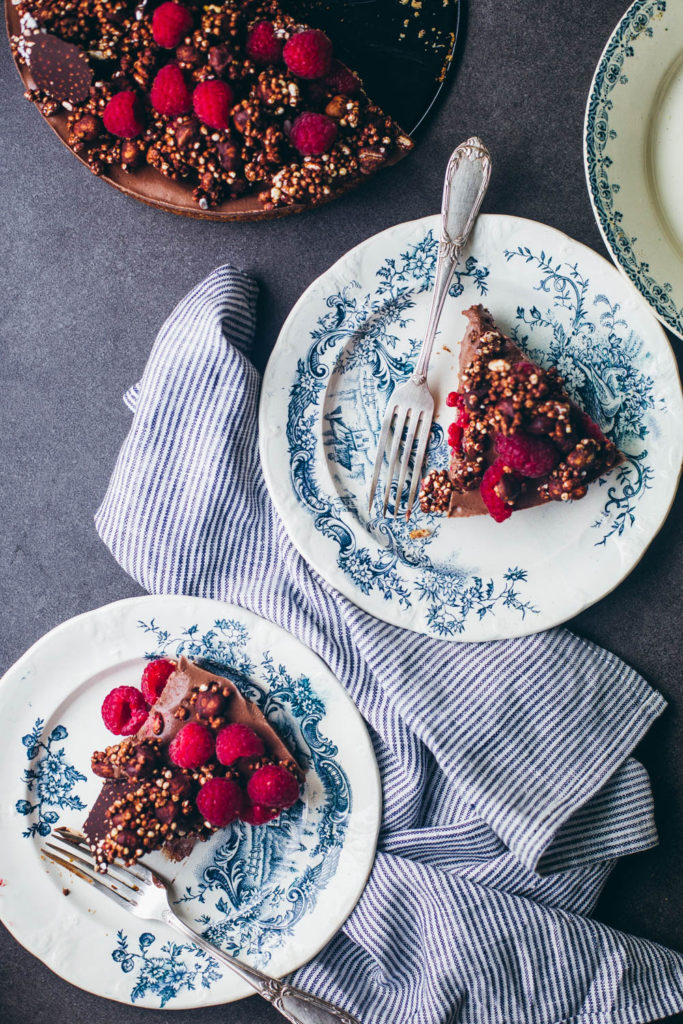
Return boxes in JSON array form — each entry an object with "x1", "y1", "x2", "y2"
[
  {"x1": 0, "y1": 595, "x2": 381, "y2": 1008},
  {"x1": 585, "y1": 0, "x2": 683, "y2": 339},
  {"x1": 260, "y1": 213, "x2": 682, "y2": 641}
]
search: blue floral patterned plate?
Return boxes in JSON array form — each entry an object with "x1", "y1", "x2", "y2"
[
  {"x1": 260, "y1": 213, "x2": 682, "y2": 641},
  {"x1": 585, "y1": 0, "x2": 683, "y2": 339},
  {"x1": 0, "y1": 595, "x2": 380, "y2": 1008}
]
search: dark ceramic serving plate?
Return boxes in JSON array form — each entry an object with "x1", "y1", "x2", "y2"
[{"x1": 5, "y1": 0, "x2": 461, "y2": 220}]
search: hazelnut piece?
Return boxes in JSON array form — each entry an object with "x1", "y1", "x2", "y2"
[
  {"x1": 209, "y1": 45, "x2": 231, "y2": 76},
  {"x1": 72, "y1": 113, "x2": 101, "y2": 142},
  {"x1": 195, "y1": 690, "x2": 227, "y2": 719}
]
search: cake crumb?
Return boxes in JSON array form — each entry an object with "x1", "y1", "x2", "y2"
[
  {"x1": 409, "y1": 528, "x2": 432, "y2": 539},
  {"x1": 62, "y1": 887, "x2": 70, "y2": 896}
]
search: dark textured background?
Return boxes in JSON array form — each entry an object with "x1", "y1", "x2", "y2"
[{"x1": 1, "y1": 1, "x2": 681, "y2": 1022}]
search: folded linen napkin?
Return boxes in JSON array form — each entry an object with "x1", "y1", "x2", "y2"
[{"x1": 96, "y1": 266, "x2": 683, "y2": 1024}]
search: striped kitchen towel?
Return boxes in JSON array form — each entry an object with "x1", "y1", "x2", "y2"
[{"x1": 96, "y1": 266, "x2": 683, "y2": 1024}]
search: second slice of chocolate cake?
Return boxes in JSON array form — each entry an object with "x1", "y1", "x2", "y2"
[
  {"x1": 420, "y1": 306, "x2": 621, "y2": 523},
  {"x1": 85, "y1": 656, "x2": 303, "y2": 871}
]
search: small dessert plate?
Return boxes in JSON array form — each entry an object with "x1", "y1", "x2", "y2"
[
  {"x1": 585, "y1": 0, "x2": 683, "y2": 338},
  {"x1": 0, "y1": 595, "x2": 381, "y2": 1008},
  {"x1": 260, "y1": 213, "x2": 683, "y2": 641}
]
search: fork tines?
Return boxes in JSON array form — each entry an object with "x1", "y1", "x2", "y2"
[
  {"x1": 368, "y1": 388, "x2": 433, "y2": 519},
  {"x1": 41, "y1": 827, "x2": 148, "y2": 909}
]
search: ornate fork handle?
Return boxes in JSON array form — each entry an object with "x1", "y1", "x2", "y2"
[
  {"x1": 411, "y1": 136, "x2": 492, "y2": 385},
  {"x1": 163, "y1": 909, "x2": 360, "y2": 1024}
]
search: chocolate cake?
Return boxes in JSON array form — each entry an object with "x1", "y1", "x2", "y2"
[
  {"x1": 420, "y1": 306, "x2": 621, "y2": 522},
  {"x1": 9, "y1": 0, "x2": 413, "y2": 215},
  {"x1": 86, "y1": 656, "x2": 303, "y2": 871}
]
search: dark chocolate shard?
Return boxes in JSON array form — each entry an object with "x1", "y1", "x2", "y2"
[{"x1": 29, "y1": 34, "x2": 93, "y2": 104}]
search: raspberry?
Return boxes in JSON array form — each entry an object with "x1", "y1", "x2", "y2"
[
  {"x1": 150, "y1": 64, "x2": 191, "y2": 117},
  {"x1": 140, "y1": 658, "x2": 175, "y2": 705},
  {"x1": 495, "y1": 431, "x2": 560, "y2": 478},
  {"x1": 446, "y1": 391, "x2": 459, "y2": 408},
  {"x1": 152, "y1": 2, "x2": 193, "y2": 48},
  {"x1": 480, "y1": 460, "x2": 513, "y2": 523},
  {"x1": 192, "y1": 79, "x2": 234, "y2": 130},
  {"x1": 324, "y1": 59, "x2": 360, "y2": 96},
  {"x1": 283, "y1": 29, "x2": 333, "y2": 80},
  {"x1": 216, "y1": 723, "x2": 265, "y2": 765},
  {"x1": 240, "y1": 801, "x2": 279, "y2": 825},
  {"x1": 101, "y1": 686, "x2": 148, "y2": 736},
  {"x1": 196, "y1": 777, "x2": 244, "y2": 827},
  {"x1": 247, "y1": 764, "x2": 300, "y2": 809},
  {"x1": 246, "y1": 20, "x2": 282, "y2": 64},
  {"x1": 289, "y1": 111, "x2": 337, "y2": 155},
  {"x1": 448, "y1": 422, "x2": 463, "y2": 451},
  {"x1": 102, "y1": 91, "x2": 144, "y2": 138},
  {"x1": 169, "y1": 722, "x2": 214, "y2": 769}
]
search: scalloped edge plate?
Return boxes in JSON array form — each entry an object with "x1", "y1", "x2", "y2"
[
  {"x1": 0, "y1": 595, "x2": 381, "y2": 1008},
  {"x1": 260, "y1": 212, "x2": 683, "y2": 641},
  {"x1": 584, "y1": 0, "x2": 683, "y2": 339}
]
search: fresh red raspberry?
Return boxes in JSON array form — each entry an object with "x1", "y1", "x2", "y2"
[
  {"x1": 101, "y1": 686, "x2": 148, "y2": 736},
  {"x1": 283, "y1": 29, "x2": 333, "y2": 80},
  {"x1": 216, "y1": 723, "x2": 265, "y2": 765},
  {"x1": 247, "y1": 764, "x2": 300, "y2": 809},
  {"x1": 196, "y1": 777, "x2": 244, "y2": 827},
  {"x1": 246, "y1": 20, "x2": 282, "y2": 64},
  {"x1": 324, "y1": 59, "x2": 360, "y2": 96},
  {"x1": 240, "y1": 801, "x2": 280, "y2": 825},
  {"x1": 192, "y1": 79, "x2": 234, "y2": 130},
  {"x1": 169, "y1": 722, "x2": 214, "y2": 769},
  {"x1": 480, "y1": 460, "x2": 513, "y2": 523},
  {"x1": 150, "y1": 64, "x2": 191, "y2": 116},
  {"x1": 152, "y1": 2, "x2": 193, "y2": 48},
  {"x1": 448, "y1": 422, "x2": 463, "y2": 451},
  {"x1": 140, "y1": 658, "x2": 175, "y2": 705},
  {"x1": 289, "y1": 111, "x2": 337, "y2": 155},
  {"x1": 495, "y1": 431, "x2": 560, "y2": 478},
  {"x1": 102, "y1": 91, "x2": 144, "y2": 138},
  {"x1": 446, "y1": 392, "x2": 469, "y2": 426}
]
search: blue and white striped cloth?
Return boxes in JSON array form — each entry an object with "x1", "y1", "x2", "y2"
[{"x1": 96, "y1": 266, "x2": 683, "y2": 1024}]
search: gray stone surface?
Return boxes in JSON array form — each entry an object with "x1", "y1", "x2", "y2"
[{"x1": 0, "y1": 0, "x2": 681, "y2": 1022}]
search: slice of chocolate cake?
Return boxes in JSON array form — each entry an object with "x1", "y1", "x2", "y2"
[
  {"x1": 420, "y1": 306, "x2": 621, "y2": 522},
  {"x1": 85, "y1": 656, "x2": 303, "y2": 871}
]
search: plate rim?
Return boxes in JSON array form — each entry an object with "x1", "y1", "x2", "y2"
[
  {"x1": 0, "y1": 593, "x2": 382, "y2": 1009},
  {"x1": 583, "y1": 0, "x2": 683, "y2": 340},
  {"x1": 259, "y1": 210, "x2": 683, "y2": 642}
]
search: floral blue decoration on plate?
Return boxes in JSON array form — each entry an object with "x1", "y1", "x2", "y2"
[
  {"x1": 260, "y1": 213, "x2": 682, "y2": 641},
  {"x1": 15, "y1": 720, "x2": 86, "y2": 838},
  {"x1": 584, "y1": 0, "x2": 683, "y2": 339},
  {"x1": 0, "y1": 596, "x2": 380, "y2": 1009}
]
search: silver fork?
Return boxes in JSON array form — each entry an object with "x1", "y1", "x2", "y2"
[
  {"x1": 42, "y1": 827, "x2": 359, "y2": 1024},
  {"x1": 367, "y1": 137, "x2": 492, "y2": 519}
]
